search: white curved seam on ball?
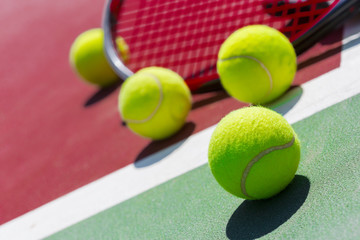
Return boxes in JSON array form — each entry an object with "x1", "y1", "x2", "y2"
[
  {"x1": 218, "y1": 55, "x2": 273, "y2": 100},
  {"x1": 240, "y1": 135, "x2": 295, "y2": 199},
  {"x1": 123, "y1": 73, "x2": 164, "y2": 124}
]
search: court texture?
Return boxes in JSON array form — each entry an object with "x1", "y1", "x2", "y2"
[{"x1": 0, "y1": 0, "x2": 360, "y2": 239}]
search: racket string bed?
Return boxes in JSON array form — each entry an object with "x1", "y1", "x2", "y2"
[{"x1": 105, "y1": 0, "x2": 355, "y2": 90}]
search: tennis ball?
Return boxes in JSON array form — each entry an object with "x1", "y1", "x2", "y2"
[
  {"x1": 208, "y1": 106, "x2": 300, "y2": 200},
  {"x1": 115, "y1": 36, "x2": 130, "y2": 64},
  {"x1": 69, "y1": 28, "x2": 129, "y2": 87},
  {"x1": 217, "y1": 25, "x2": 297, "y2": 104},
  {"x1": 119, "y1": 67, "x2": 192, "y2": 140}
]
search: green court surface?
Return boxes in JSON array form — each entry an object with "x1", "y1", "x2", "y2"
[{"x1": 47, "y1": 94, "x2": 360, "y2": 240}]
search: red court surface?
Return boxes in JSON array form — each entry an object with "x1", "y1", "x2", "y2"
[{"x1": 0, "y1": 0, "x2": 344, "y2": 226}]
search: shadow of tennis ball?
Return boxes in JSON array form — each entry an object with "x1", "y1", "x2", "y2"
[
  {"x1": 134, "y1": 122, "x2": 195, "y2": 168},
  {"x1": 266, "y1": 86, "x2": 303, "y2": 116},
  {"x1": 226, "y1": 175, "x2": 310, "y2": 240},
  {"x1": 84, "y1": 82, "x2": 121, "y2": 107}
]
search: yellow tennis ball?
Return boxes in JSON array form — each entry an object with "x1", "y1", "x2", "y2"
[
  {"x1": 208, "y1": 106, "x2": 300, "y2": 200},
  {"x1": 69, "y1": 28, "x2": 129, "y2": 87},
  {"x1": 115, "y1": 36, "x2": 130, "y2": 64},
  {"x1": 119, "y1": 67, "x2": 192, "y2": 140},
  {"x1": 217, "y1": 25, "x2": 297, "y2": 104}
]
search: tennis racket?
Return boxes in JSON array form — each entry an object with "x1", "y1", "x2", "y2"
[{"x1": 103, "y1": 0, "x2": 360, "y2": 92}]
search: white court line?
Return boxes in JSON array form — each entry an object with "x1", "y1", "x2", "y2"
[{"x1": 1, "y1": 19, "x2": 360, "y2": 240}]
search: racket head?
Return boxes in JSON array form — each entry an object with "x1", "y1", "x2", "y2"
[
  {"x1": 103, "y1": 0, "x2": 360, "y2": 91},
  {"x1": 292, "y1": 0, "x2": 360, "y2": 54}
]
